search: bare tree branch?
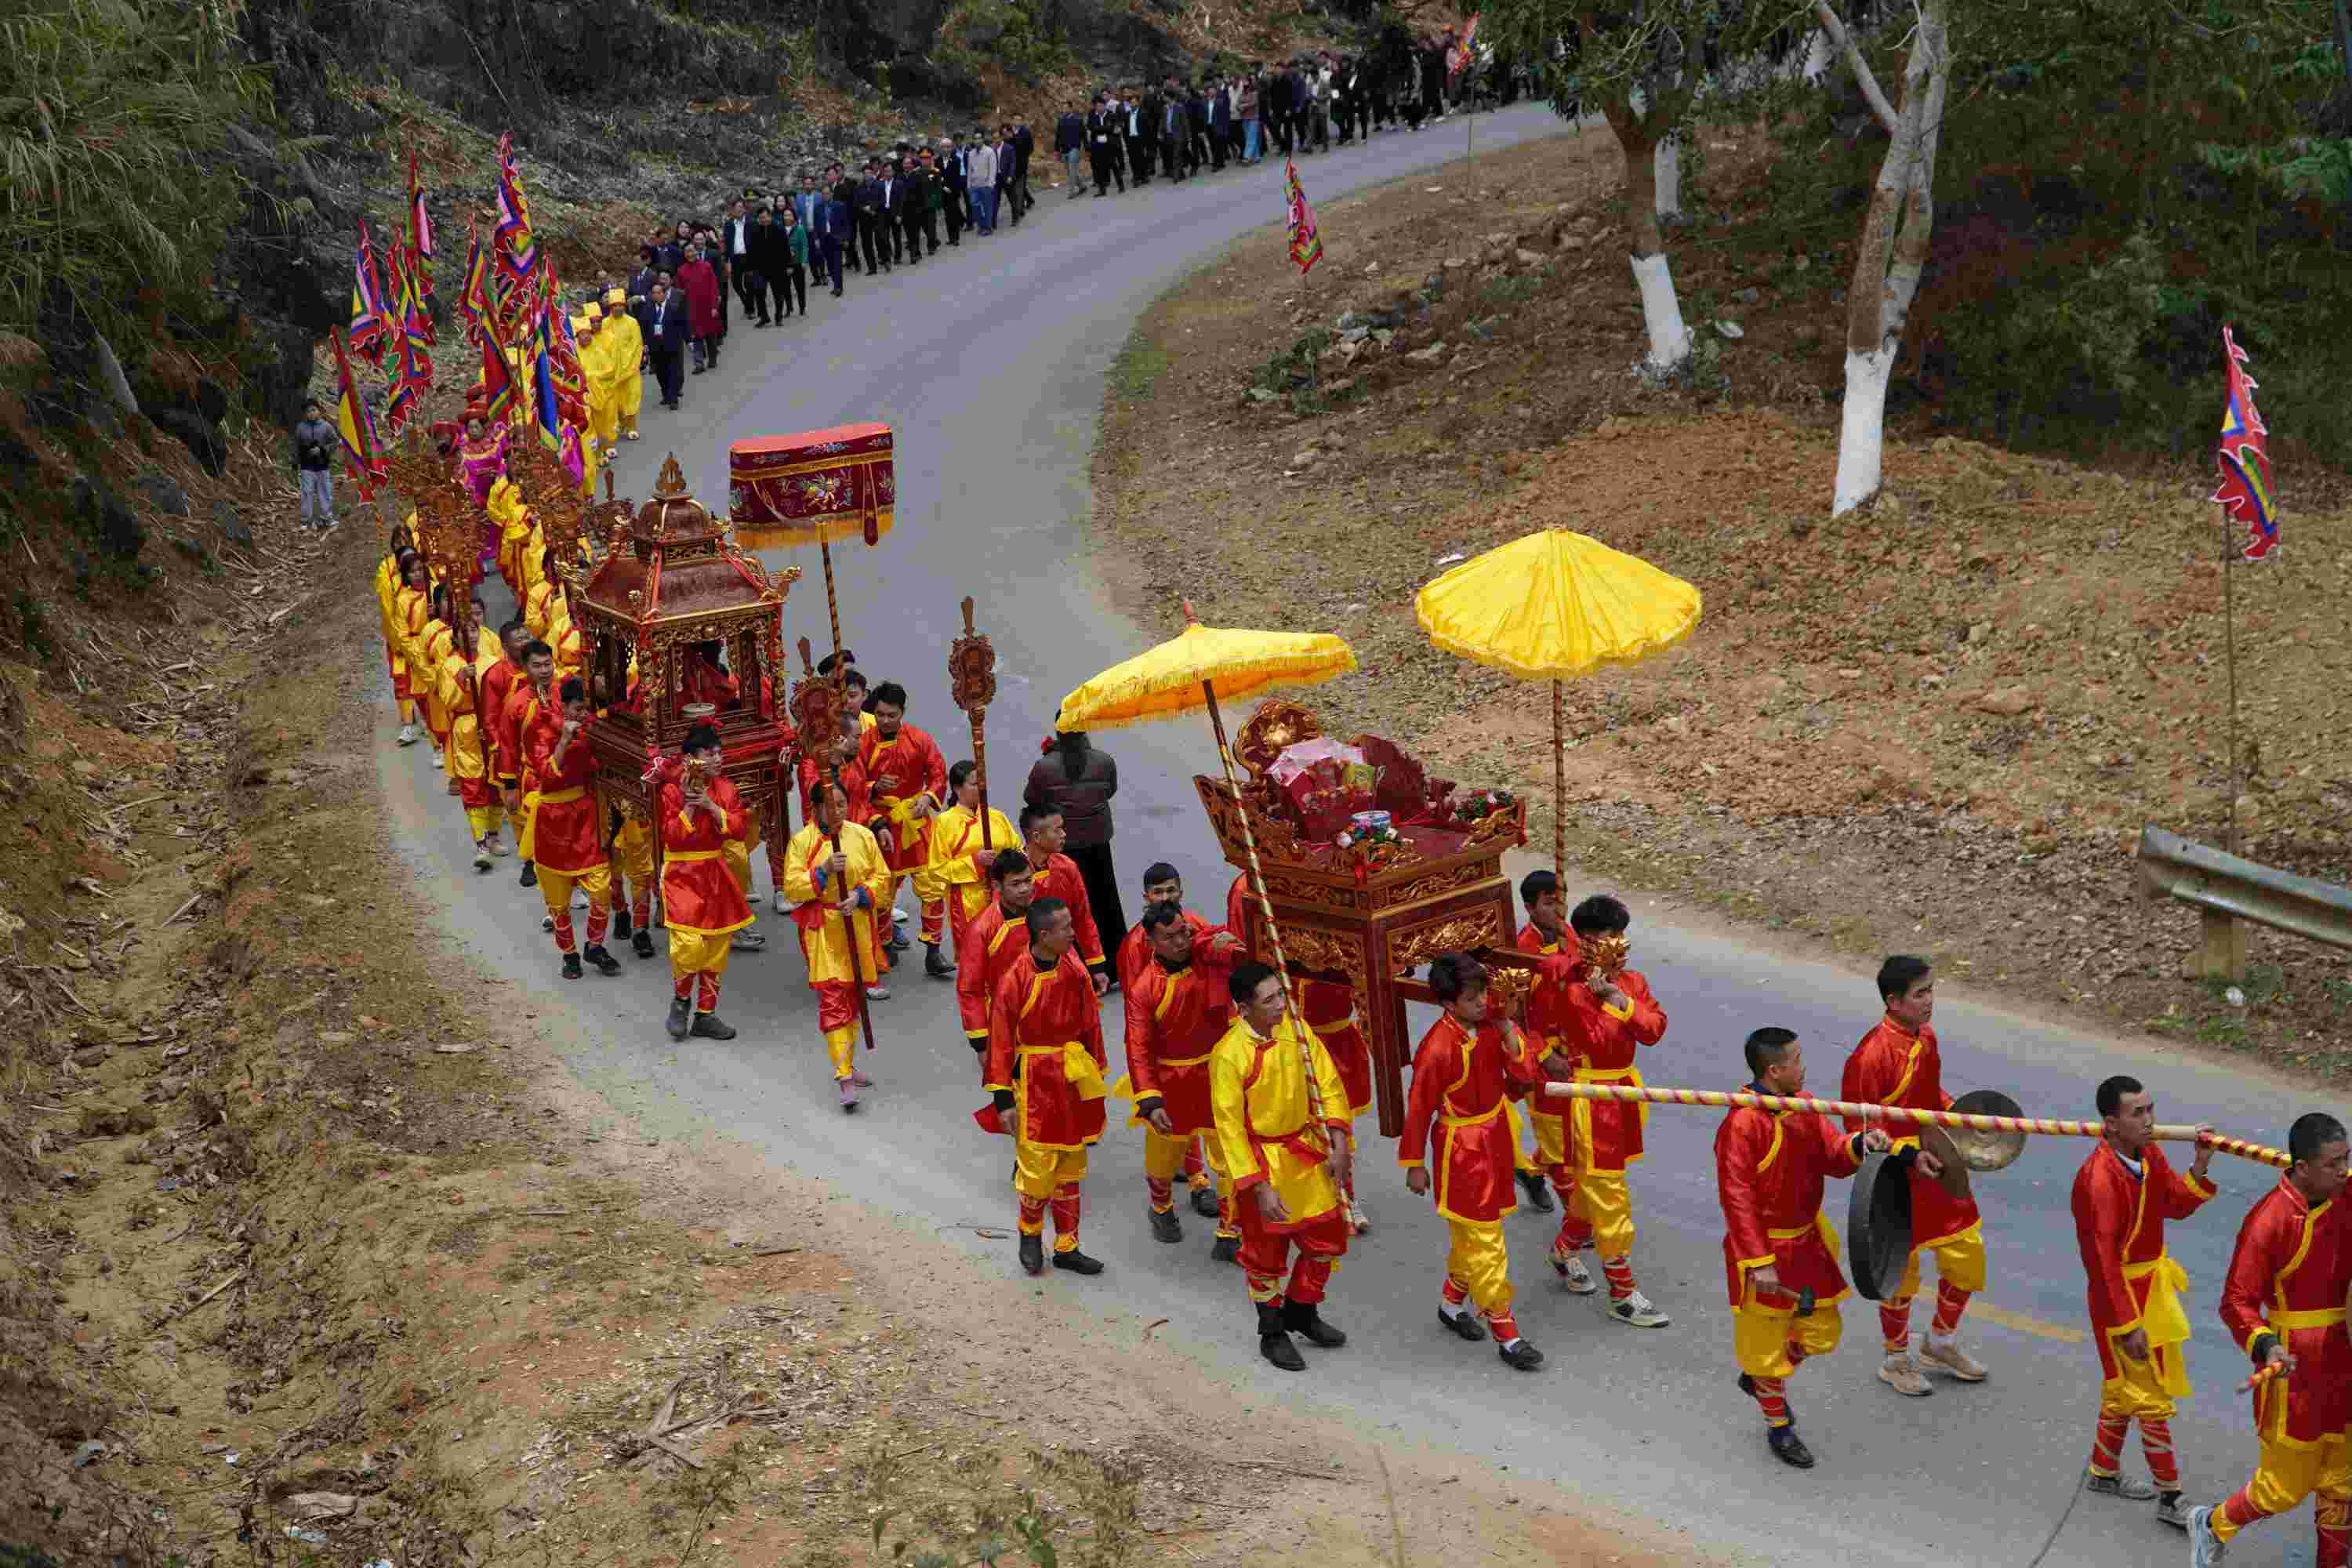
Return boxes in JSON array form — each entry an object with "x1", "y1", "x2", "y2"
[{"x1": 1812, "y1": 0, "x2": 1902, "y2": 136}]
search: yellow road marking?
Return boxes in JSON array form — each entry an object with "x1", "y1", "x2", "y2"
[{"x1": 1968, "y1": 1301, "x2": 2086, "y2": 1344}]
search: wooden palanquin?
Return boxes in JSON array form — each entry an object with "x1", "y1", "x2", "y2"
[
  {"x1": 1197, "y1": 700, "x2": 1529, "y2": 1136},
  {"x1": 572, "y1": 455, "x2": 800, "y2": 902}
]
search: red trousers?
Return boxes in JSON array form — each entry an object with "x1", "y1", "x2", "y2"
[{"x1": 1236, "y1": 1199, "x2": 1347, "y2": 1307}]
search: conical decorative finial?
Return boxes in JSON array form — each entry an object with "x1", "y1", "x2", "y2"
[{"x1": 655, "y1": 454, "x2": 689, "y2": 499}]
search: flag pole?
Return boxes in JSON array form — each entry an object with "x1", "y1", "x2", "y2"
[{"x1": 2222, "y1": 499, "x2": 2240, "y2": 853}]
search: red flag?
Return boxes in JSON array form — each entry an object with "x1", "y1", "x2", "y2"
[
  {"x1": 330, "y1": 325, "x2": 387, "y2": 498},
  {"x1": 2212, "y1": 326, "x2": 2278, "y2": 561}
]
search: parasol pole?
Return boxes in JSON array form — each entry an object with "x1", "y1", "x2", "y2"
[
  {"x1": 799, "y1": 637, "x2": 877, "y2": 1055},
  {"x1": 1536, "y1": 1080, "x2": 2288, "y2": 1168},
  {"x1": 819, "y1": 539, "x2": 843, "y2": 659},
  {"x1": 1551, "y1": 678, "x2": 1564, "y2": 879}
]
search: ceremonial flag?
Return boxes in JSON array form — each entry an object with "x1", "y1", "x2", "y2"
[
  {"x1": 330, "y1": 325, "x2": 387, "y2": 498},
  {"x1": 385, "y1": 246, "x2": 435, "y2": 441},
  {"x1": 405, "y1": 147, "x2": 436, "y2": 269},
  {"x1": 476, "y1": 297, "x2": 517, "y2": 430},
  {"x1": 458, "y1": 216, "x2": 492, "y2": 342},
  {"x1": 494, "y1": 132, "x2": 539, "y2": 287},
  {"x1": 2212, "y1": 325, "x2": 2278, "y2": 561},
  {"x1": 1283, "y1": 158, "x2": 1323, "y2": 275},
  {"x1": 1449, "y1": 13, "x2": 1480, "y2": 78},
  {"x1": 384, "y1": 241, "x2": 436, "y2": 350},
  {"x1": 347, "y1": 222, "x2": 392, "y2": 368}
]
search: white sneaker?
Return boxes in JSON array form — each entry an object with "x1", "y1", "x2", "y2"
[
  {"x1": 481, "y1": 833, "x2": 510, "y2": 858},
  {"x1": 541, "y1": 914, "x2": 556, "y2": 931},
  {"x1": 431, "y1": 750, "x2": 445, "y2": 768},
  {"x1": 1552, "y1": 1255, "x2": 1598, "y2": 1294},
  {"x1": 864, "y1": 984, "x2": 891, "y2": 1001},
  {"x1": 1608, "y1": 1290, "x2": 1670, "y2": 1328},
  {"x1": 472, "y1": 841, "x2": 493, "y2": 872},
  {"x1": 1922, "y1": 1336, "x2": 1988, "y2": 1381},
  {"x1": 397, "y1": 724, "x2": 419, "y2": 747},
  {"x1": 773, "y1": 889, "x2": 789, "y2": 915},
  {"x1": 1878, "y1": 1349, "x2": 1935, "y2": 1397},
  {"x1": 2187, "y1": 1504, "x2": 2226, "y2": 1565},
  {"x1": 1346, "y1": 1197, "x2": 1371, "y2": 1235}
]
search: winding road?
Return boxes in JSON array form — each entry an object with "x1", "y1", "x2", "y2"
[{"x1": 380, "y1": 105, "x2": 2343, "y2": 1566}]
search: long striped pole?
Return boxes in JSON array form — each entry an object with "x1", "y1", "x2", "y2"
[{"x1": 1536, "y1": 1080, "x2": 2288, "y2": 1169}]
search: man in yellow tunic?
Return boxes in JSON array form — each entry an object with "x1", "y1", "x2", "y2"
[
  {"x1": 582, "y1": 302, "x2": 624, "y2": 461},
  {"x1": 928, "y1": 760, "x2": 1018, "y2": 954},
  {"x1": 375, "y1": 528, "x2": 419, "y2": 743},
  {"x1": 433, "y1": 606, "x2": 504, "y2": 871},
  {"x1": 782, "y1": 782, "x2": 890, "y2": 1110},
  {"x1": 1210, "y1": 959, "x2": 1353, "y2": 1370},
  {"x1": 600, "y1": 286, "x2": 644, "y2": 441}
]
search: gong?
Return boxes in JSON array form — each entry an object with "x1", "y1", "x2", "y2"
[
  {"x1": 1948, "y1": 1088, "x2": 2030, "y2": 1173},
  {"x1": 1846, "y1": 1149, "x2": 1915, "y2": 1302}
]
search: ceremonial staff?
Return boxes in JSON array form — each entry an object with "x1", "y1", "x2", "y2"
[
  {"x1": 792, "y1": 637, "x2": 877, "y2": 1054},
  {"x1": 1536, "y1": 1079, "x2": 2291, "y2": 1169},
  {"x1": 946, "y1": 597, "x2": 996, "y2": 851}
]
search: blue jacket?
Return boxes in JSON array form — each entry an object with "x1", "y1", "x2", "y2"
[{"x1": 819, "y1": 197, "x2": 853, "y2": 241}]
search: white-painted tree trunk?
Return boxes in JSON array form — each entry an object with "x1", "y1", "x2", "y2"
[
  {"x1": 1631, "y1": 252, "x2": 1692, "y2": 370},
  {"x1": 1802, "y1": 28, "x2": 1833, "y2": 84},
  {"x1": 1833, "y1": 346, "x2": 1895, "y2": 513},
  {"x1": 1654, "y1": 135, "x2": 1682, "y2": 221}
]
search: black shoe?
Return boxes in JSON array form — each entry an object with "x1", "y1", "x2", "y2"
[
  {"x1": 1149, "y1": 1207, "x2": 1182, "y2": 1243},
  {"x1": 1437, "y1": 1307, "x2": 1486, "y2": 1341},
  {"x1": 520, "y1": 862, "x2": 538, "y2": 887},
  {"x1": 583, "y1": 944, "x2": 622, "y2": 976},
  {"x1": 1282, "y1": 1299, "x2": 1346, "y2": 1348},
  {"x1": 666, "y1": 997, "x2": 691, "y2": 1040},
  {"x1": 690, "y1": 1013, "x2": 737, "y2": 1040},
  {"x1": 562, "y1": 953, "x2": 584, "y2": 979},
  {"x1": 1210, "y1": 1235, "x2": 1240, "y2": 1264},
  {"x1": 1496, "y1": 1336, "x2": 1545, "y2": 1371},
  {"x1": 1018, "y1": 1232, "x2": 1044, "y2": 1276},
  {"x1": 612, "y1": 907, "x2": 633, "y2": 940},
  {"x1": 1258, "y1": 1302, "x2": 1306, "y2": 1371},
  {"x1": 885, "y1": 931, "x2": 911, "y2": 953},
  {"x1": 632, "y1": 929, "x2": 656, "y2": 960},
  {"x1": 924, "y1": 943, "x2": 955, "y2": 978},
  {"x1": 1767, "y1": 1426, "x2": 1816, "y2": 1469},
  {"x1": 1189, "y1": 1184, "x2": 1220, "y2": 1218},
  {"x1": 832, "y1": 286, "x2": 843, "y2": 297},
  {"x1": 1051, "y1": 1248, "x2": 1104, "y2": 1276},
  {"x1": 1738, "y1": 1372, "x2": 1759, "y2": 1400},
  {"x1": 1516, "y1": 1170, "x2": 1554, "y2": 1211}
]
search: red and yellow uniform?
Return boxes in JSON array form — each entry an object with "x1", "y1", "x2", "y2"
[
  {"x1": 858, "y1": 721, "x2": 949, "y2": 946},
  {"x1": 2071, "y1": 1140, "x2": 2213, "y2": 1493},
  {"x1": 1025, "y1": 848, "x2": 1105, "y2": 975},
  {"x1": 1221, "y1": 876, "x2": 1371, "y2": 1119},
  {"x1": 1843, "y1": 1016, "x2": 1986, "y2": 1352},
  {"x1": 1548, "y1": 963, "x2": 1665, "y2": 1298},
  {"x1": 2208, "y1": 1177, "x2": 2352, "y2": 1558},
  {"x1": 503, "y1": 678, "x2": 549, "y2": 862},
  {"x1": 399, "y1": 591, "x2": 449, "y2": 753},
  {"x1": 797, "y1": 750, "x2": 873, "y2": 830},
  {"x1": 433, "y1": 633, "x2": 499, "y2": 842},
  {"x1": 479, "y1": 655, "x2": 522, "y2": 796},
  {"x1": 956, "y1": 899, "x2": 1032, "y2": 1060},
  {"x1": 523, "y1": 576, "x2": 558, "y2": 642},
  {"x1": 1211, "y1": 1013, "x2": 1351, "y2": 1307},
  {"x1": 984, "y1": 946, "x2": 1109, "y2": 1253},
  {"x1": 1517, "y1": 922, "x2": 1583, "y2": 1200},
  {"x1": 1715, "y1": 1089, "x2": 1867, "y2": 1425},
  {"x1": 1118, "y1": 928, "x2": 1243, "y2": 1227},
  {"x1": 659, "y1": 776, "x2": 755, "y2": 1019},
  {"x1": 930, "y1": 802, "x2": 1018, "y2": 948},
  {"x1": 782, "y1": 818, "x2": 888, "y2": 1080},
  {"x1": 1399, "y1": 1013, "x2": 1544, "y2": 1341},
  {"x1": 375, "y1": 552, "x2": 416, "y2": 724},
  {"x1": 523, "y1": 708, "x2": 611, "y2": 955}
]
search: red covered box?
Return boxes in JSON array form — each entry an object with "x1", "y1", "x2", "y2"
[{"x1": 728, "y1": 423, "x2": 895, "y2": 550}]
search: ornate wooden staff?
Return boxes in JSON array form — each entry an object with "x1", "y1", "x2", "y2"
[
  {"x1": 1536, "y1": 1080, "x2": 2290, "y2": 1169},
  {"x1": 946, "y1": 596, "x2": 997, "y2": 851},
  {"x1": 790, "y1": 637, "x2": 877, "y2": 1054}
]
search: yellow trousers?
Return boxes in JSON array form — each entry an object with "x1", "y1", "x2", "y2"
[
  {"x1": 538, "y1": 862, "x2": 611, "y2": 920},
  {"x1": 517, "y1": 789, "x2": 539, "y2": 862},
  {"x1": 610, "y1": 815, "x2": 654, "y2": 898},
  {"x1": 588, "y1": 389, "x2": 619, "y2": 452},
  {"x1": 618, "y1": 362, "x2": 642, "y2": 427},
  {"x1": 669, "y1": 928, "x2": 731, "y2": 983},
  {"x1": 1014, "y1": 1143, "x2": 1088, "y2": 1203},
  {"x1": 1894, "y1": 1224, "x2": 1988, "y2": 1299},
  {"x1": 1574, "y1": 1169, "x2": 1636, "y2": 1261},
  {"x1": 1504, "y1": 1098, "x2": 1540, "y2": 1174},
  {"x1": 465, "y1": 803, "x2": 500, "y2": 840},
  {"x1": 2099, "y1": 1339, "x2": 2187, "y2": 1420},
  {"x1": 1733, "y1": 1291, "x2": 1846, "y2": 1379},
  {"x1": 2212, "y1": 1432, "x2": 2351, "y2": 1544},
  {"x1": 1444, "y1": 1218, "x2": 1512, "y2": 1314}
]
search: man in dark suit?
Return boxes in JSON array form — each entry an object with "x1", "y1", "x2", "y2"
[
  {"x1": 1011, "y1": 117, "x2": 1036, "y2": 216},
  {"x1": 1185, "y1": 82, "x2": 1211, "y2": 174},
  {"x1": 1208, "y1": 81, "x2": 1232, "y2": 169},
  {"x1": 874, "y1": 158, "x2": 904, "y2": 266},
  {"x1": 902, "y1": 151, "x2": 936, "y2": 262},
  {"x1": 938, "y1": 139, "x2": 967, "y2": 247},
  {"x1": 854, "y1": 159, "x2": 888, "y2": 275},
  {"x1": 1159, "y1": 77, "x2": 1189, "y2": 182},
  {"x1": 722, "y1": 198, "x2": 762, "y2": 326},
  {"x1": 829, "y1": 163, "x2": 865, "y2": 275},
  {"x1": 1085, "y1": 95, "x2": 1121, "y2": 196},
  {"x1": 817, "y1": 183, "x2": 851, "y2": 296},
  {"x1": 645, "y1": 279, "x2": 687, "y2": 409}
]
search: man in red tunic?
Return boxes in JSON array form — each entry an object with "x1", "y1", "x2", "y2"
[
  {"x1": 1120, "y1": 901, "x2": 1245, "y2": 1247},
  {"x1": 2187, "y1": 1112, "x2": 2352, "y2": 1566},
  {"x1": 982, "y1": 898, "x2": 1109, "y2": 1277},
  {"x1": 859, "y1": 681, "x2": 953, "y2": 978},
  {"x1": 476, "y1": 619, "x2": 529, "y2": 858},
  {"x1": 2071, "y1": 1073, "x2": 2216, "y2": 1529},
  {"x1": 1016, "y1": 804, "x2": 1106, "y2": 991},
  {"x1": 1842, "y1": 955, "x2": 1988, "y2": 1395},
  {"x1": 956, "y1": 849, "x2": 1036, "y2": 1067},
  {"x1": 658, "y1": 724, "x2": 757, "y2": 1042},
  {"x1": 1716, "y1": 1026, "x2": 1903, "y2": 1468},
  {"x1": 1545, "y1": 894, "x2": 1670, "y2": 1328},
  {"x1": 1124, "y1": 864, "x2": 1225, "y2": 1226},
  {"x1": 524, "y1": 677, "x2": 622, "y2": 979},
  {"x1": 1399, "y1": 953, "x2": 1567, "y2": 1371},
  {"x1": 1516, "y1": 870, "x2": 1588, "y2": 1283},
  {"x1": 503, "y1": 641, "x2": 554, "y2": 891}
]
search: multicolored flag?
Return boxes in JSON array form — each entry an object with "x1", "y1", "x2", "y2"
[
  {"x1": 1449, "y1": 12, "x2": 1481, "y2": 78},
  {"x1": 1283, "y1": 158, "x2": 1323, "y2": 275},
  {"x1": 476, "y1": 296, "x2": 517, "y2": 430},
  {"x1": 347, "y1": 222, "x2": 392, "y2": 368},
  {"x1": 2212, "y1": 325, "x2": 2278, "y2": 561},
  {"x1": 457, "y1": 216, "x2": 493, "y2": 347},
  {"x1": 405, "y1": 147, "x2": 436, "y2": 270},
  {"x1": 493, "y1": 132, "x2": 539, "y2": 287},
  {"x1": 330, "y1": 325, "x2": 387, "y2": 497}
]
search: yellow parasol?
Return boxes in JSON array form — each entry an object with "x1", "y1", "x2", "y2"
[
  {"x1": 1414, "y1": 528, "x2": 1702, "y2": 877},
  {"x1": 1056, "y1": 604, "x2": 1357, "y2": 1125}
]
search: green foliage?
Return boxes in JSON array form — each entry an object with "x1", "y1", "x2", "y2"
[
  {"x1": 1108, "y1": 333, "x2": 1169, "y2": 400},
  {"x1": 13, "y1": 590, "x2": 50, "y2": 659},
  {"x1": 0, "y1": 0, "x2": 272, "y2": 347},
  {"x1": 854, "y1": 1444, "x2": 1141, "y2": 1568},
  {"x1": 937, "y1": 0, "x2": 1069, "y2": 85},
  {"x1": 1251, "y1": 327, "x2": 1356, "y2": 415}
]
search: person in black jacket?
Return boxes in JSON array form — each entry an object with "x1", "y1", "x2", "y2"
[
  {"x1": 1056, "y1": 106, "x2": 1086, "y2": 197},
  {"x1": 1025, "y1": 731, "x2": 1128, "y2": 971},
  {"x1": 938, "y1": 137, "x2": 966, "y2": 246},
  {"x1": 722, "y1": 199, "x2": 761, "y2": 326},
  {"x1": 644, "y1": 279, "x2": 688, "y2": 410},
  {"x1": 1086, "y1": 96, "x2": 1122, "y2": 196},
  {"x1": 902, "y1": 151, "x2": 935, "y2": 263},
  {"x1": 829, "y1": 164, "x2": 866, "y2": 275},
  {"x1": 854, "y1": 159, "x2": 889, "y2": 275},
  {"x1": 746, "y1": 207, "x2": 782, "y2": 325},
  {"x1": 1011, "y1": 117, "x2": 1036, "y2": 216}
]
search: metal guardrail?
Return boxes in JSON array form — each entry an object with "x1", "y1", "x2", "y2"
[{"x1": 2135, "y1": 824, "x2": 2352, "y2": 979}]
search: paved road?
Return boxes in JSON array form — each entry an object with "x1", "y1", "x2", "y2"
[{"x1": 382, "y1": 106, "x2": 2345, "y2": 1566}]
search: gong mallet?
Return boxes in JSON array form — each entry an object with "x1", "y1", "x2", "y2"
[
  {"x1": 1534, "y1": 1081, "x2": 2291, "y2": 1170},
  {"x1": 790, "y1": 637, "x2": 877, "y2": 1055}
]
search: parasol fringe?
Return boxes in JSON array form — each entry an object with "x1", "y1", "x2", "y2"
[{"x1": 1419, "y1": 612, "x2": 1701, "y2": 681}]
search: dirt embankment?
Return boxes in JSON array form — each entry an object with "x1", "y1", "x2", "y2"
[{"x1": 1092, "y1": 125, "x2": 2352, "y2": 1072}]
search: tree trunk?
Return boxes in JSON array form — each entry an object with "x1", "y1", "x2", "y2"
[
  {"x1": 1654, "y1": 132, "x2": 1682, "y2": 221},
  {"x1": 1617, "y1": 124, "x2": 1692, "y2": 370},
  {"x1": 1831, "y1": 0, "x2": 1949, "y2": 516}
]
